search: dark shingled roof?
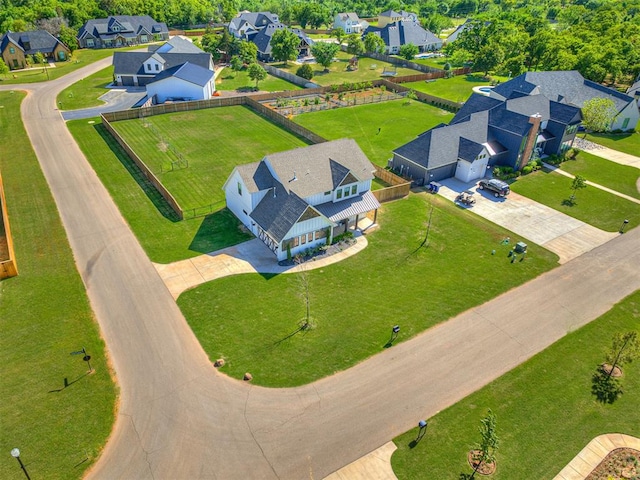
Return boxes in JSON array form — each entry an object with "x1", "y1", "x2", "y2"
[
  {"x1": 147, "y1": 62, "x2": 213, "y2": 87},
  {"x1": 229, "y1": 11, "x2": 279, "y2": 32},
  {"x1": 364, "y1": 21, "x2": 441, "y2": 49},
  {"x1": 451, "y1": 93, "x2": 503, "y2": 124},
  {"x1": 492, "y1": 71, "x2": 635, "y2": 113},
  {"x1": 78, "y1": 15, "x2": 168, "y2": 40},
  {"x1": 235, "y1": 161, "x2": 275, "y2": 193},
  {"x1": 1, "y1": 30, "x2": 69, "y2": 54},
  {"x1": 458, "y1": 137, "x2": 485, "y2": 162},
  {"x1": 264, "y1": 139, "x2": 375, "y2": 198},
  {"x1": 250, "y1": 186, "x2": 311, "y2": 243},
  {"x1": 113, "y1": 51, "x2": 212, "y2": 76}
]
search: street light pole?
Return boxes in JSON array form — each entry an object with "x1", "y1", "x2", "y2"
[
  {"x1": 619, "y1": 219, "x2": 629, "y2": 234},
  {"x1": 11, "y1": 448, "x2": 31, "y2": 480}
]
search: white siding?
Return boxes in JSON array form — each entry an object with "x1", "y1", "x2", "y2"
[
  {"x1": 223, "y1": 170, "x2": 254, "y2": 229},
  {"x1": 612, "y1": 101, "x2": 639, "y2": 131},
  {"x1": 146, "y1": 77, "x2": 208, "y2": 103},
  {"x1": 278, "y1": 215, "x2": 332, "y2": 261}
]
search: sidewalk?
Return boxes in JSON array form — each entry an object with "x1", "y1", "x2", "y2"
[
  {"x1": 154, "y1": 234, "x2": 369, "y2": 299},
  {"x1": 554, "y1": 434, "x2": 640, "y2": 480},
  {"x1": 543, "y1": 162, "x2": 640, "y2": 205}
]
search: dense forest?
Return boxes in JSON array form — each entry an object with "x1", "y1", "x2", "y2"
[{"x1": 1, "y1": 0, "x2": 638, "y2": 85}]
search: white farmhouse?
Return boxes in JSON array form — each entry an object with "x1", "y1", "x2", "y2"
[
  {"x1": 145, "y1": 62, "x2": 215, "y2": 103},
  {"x1": 333, "y1": 13, "x2": 368, "y2": 34},
  {"x1": 223, "y1": 139, "x2": 380, "y2": 261}
]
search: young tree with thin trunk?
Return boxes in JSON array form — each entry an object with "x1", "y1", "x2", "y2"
[
  {"x1": 569, "y1": 174, "x2": 587, "y2": 204},
  {"x1": 247, "y1": 63, "x2": 267, "y2": 90},
  {"x1": 0, "y1": 58, "x2": 9, "y2": 78},
  {"x1": 606, "y1": 331, "x2": 640, "y2": 378},
  {"x1": 470, "y1": 409, "x2": 499, "y2": 478}
]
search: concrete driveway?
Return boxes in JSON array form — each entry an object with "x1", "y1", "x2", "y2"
[
  {"x1": 437, "y1": 178, "x2": 617, "y2": 263},
  {"x1": 61, "y1": 86, "x2": 146, "y2": 120}
]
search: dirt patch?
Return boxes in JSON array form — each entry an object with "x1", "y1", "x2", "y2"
[
  {"x1": 157, "y1": 142, "x2": 168, "y2": 152},
  {"x1": 601, "y1": 363, "x2": 623, "y2": 377},
  {"x1": 467, "y1": 450, "x2": 497, "y2": 476},
  {"x1": 586, "y1": 448, "x2": 640, "y2": 480}
]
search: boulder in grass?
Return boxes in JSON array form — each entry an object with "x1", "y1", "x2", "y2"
[
  {"x1": 214, "y1": 359, "x2": 225, "y2": 368},
  {"x1": 243, "y1": 372, "x2": 253, "y2": 381}
]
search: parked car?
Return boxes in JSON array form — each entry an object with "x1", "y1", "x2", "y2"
[{"x1": 478, "y1": 178, "x2": 510, "y2": 197}]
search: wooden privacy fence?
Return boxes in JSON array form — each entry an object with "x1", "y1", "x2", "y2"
[
  {"x1": 0, "y1": 173, "x2": 18, "y2": 278},
  {"x1": 260, "y1": 62, "x2": 321, "y2": 88},
  {"x1": 101, "y1": 114, "x2": 185, "y2": 220},
  {"x1": 372, "y1": 165, "x2": 411, "y2": 203}
]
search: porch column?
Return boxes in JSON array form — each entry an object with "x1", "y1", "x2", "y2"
[{"x1": 373, "y1": 209, "x2": 378, "y2": 224}]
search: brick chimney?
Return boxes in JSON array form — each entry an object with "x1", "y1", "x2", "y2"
[{"x1": 518, "y1": 113, "x2": 542, "y2": 171}]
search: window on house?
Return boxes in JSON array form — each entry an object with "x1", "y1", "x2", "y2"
[
  {"x1": 307, "y1": 233, "x2": 313, "y2": 243},
  {"x1": 336, "y1": 189, "x2": 342, "y2": 199},
  {"x1": 344, "y1": 187, "x2": 351, "y2": 197},
  {"x1": 237, "y1": 182, "x2": 242, "y2": 196},
  {"x1": 622, "y1": 118, "x2": 630, "y2": 130},
  {"x1": 324, "y1": 191, "x2": 331, "y2": 196},
  {"x1": 86, "y1": 39, "x2": 94, "y2": 47},
  {"x1": 301, "y1": 234, "x2": 307, "y2": 245},
  {"x1": 155, "y1": 64, "x2": 159, "y2": 71},
  {"x1": 147, "y1": 63, "x2": 152, "y2": 71},
  {"x1": 9, "y1": 47, "x2": 15, "y2": 54},
  {"x1": 351, "y1": 185, "x2": 357, "y2": 195},
  {"x1": 141, "y1": 35, "x2": 148, "y2": 42}
]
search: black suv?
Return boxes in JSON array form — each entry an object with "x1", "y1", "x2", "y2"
[{"x1": 478, "y1": 179, "x2": 510, "y2": 197}]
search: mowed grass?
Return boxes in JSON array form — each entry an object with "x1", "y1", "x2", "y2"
[
  {"x1": 110, "y1": 105, "x2": 309, "y2": 211},
  {"x1": 295, "y1": 99, "x2": 454, "y2": 166},
  {"x1": 559, "y1": 150, "x2": 640, "y2": 199},
  {"x1": 585, "y1": 131, "x2": 640, "y2": 157},
  {"x1": 0, "y1": 45, "x2": 140, "y2": 84},
  {"x1": 0, "y1": 92, "x2": 116, "y2": 479},
  {"x1": 510, "y1": 169, "x2": 640, "y2": 231},
  {"x1": 57, "y1": 66, "x2": 114, "y2": 110},
  {"x1": 215, "y1": 67, "x2": 302, "y2": 92},
  {"x1": 67, "y1": 117, "x2": 253, "y2": 264},
  {"x1": 178, "y1": 193, "x2": 558, "y2": 387},
  {"x1": 273, "y1": 51, "x2": 418, "y2": 86},
  {"x1": 403, "y1": 74, "x2": 510, "y2": 103},
  {"x1": 391, "y1": 291, "x2": 640, "y2": 480}
]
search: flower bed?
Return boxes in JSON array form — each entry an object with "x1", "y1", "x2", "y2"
[{"x1": 586, "y1": 448, "x2": 640, "y2": 480}]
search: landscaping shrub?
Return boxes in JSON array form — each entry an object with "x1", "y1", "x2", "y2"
[
  {"x1": 522, "y1": 165, "x2": 533, "y2": 175},
  {"x1": 296, "y1": 63, "x2": 314, "y2": 80}
]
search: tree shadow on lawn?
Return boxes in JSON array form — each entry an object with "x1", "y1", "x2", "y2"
[{"x1": 95, "y1": 123, "x2": 180, "y2": 222}]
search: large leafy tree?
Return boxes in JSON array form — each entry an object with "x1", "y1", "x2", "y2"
[
  {"x1": 311, "y1": 41, "x2": 340, "y2": 72},
  {"x1": 581, "y1": 98, "x2": 618, "y2": 133},
  {"x1": 345, "y1": 33, "x2": 364, "y2": 56},
  {"x1": 363, "y1": 32, "x2": 386, "y2": 54},
  {"x1": 271, "y1": 28, "x2": 300, "y2": 65},
  {"x1": 238, "y1": 41, "x2": 257, "y2": 65},
  {"x1": 399, "y1": 43, "x2": 419, "y2": 60}
]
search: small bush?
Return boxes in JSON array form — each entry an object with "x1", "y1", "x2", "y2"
[
  {"x1": 522, "y1": 165, "x2": 533, "y2": 175},
  {"x1": 296, "y1": 63, "x2": 314, "y2": 80}
]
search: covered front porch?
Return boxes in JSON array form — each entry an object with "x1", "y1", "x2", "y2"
[{"x1": 315, "y1": 191, "x2": 381, "y2": 237}]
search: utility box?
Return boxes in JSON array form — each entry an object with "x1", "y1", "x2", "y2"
[{"x1": 515, "y1": 241, "x2": 528, "y2": 253}]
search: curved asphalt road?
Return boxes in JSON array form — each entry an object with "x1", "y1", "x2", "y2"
[{"x1": 4, "y1": 60, "x2": 640, "y2": 479}]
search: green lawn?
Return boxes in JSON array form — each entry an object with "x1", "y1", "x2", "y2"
[
  {"x1": 391, "y1": 290, "x2": 640, "y2": 480},
  {"x1": 67, "y1": 117, "x2": 253, "y2": 264},
  {"x1": 585, "y1": 132, "x2": 640, "y2": 157},
  {"x1": 57, "y1": 66, "x2": 114, "y2": 110},
  {"x1": 0, "y1": 92, "x2": 116, "y2": 479},
  {"x1": 110, "y1": 105, "x2": 309, "y2": 211},
  {"x1": 560, "y1": 150, "x2": 640, "y2": 199},
  {"x1": 178, "y1": 193, "x2": 558, "y2": 387},
  {"x1": 295, "y1": 99, "x2": 454, "y2": 166},
  {"x1": 402, "y1": 74, "x2": 510, "y2": 103},
  {"x1": 510, "y1": 169, "x2": 640, "y2": 231},
  {"x1": 273, "y1": 51, "x2": 418, "y2": 86},
  {"x1": 0, "y1": 46, "x2": 140, "y2": 84},
  {"x1": 215, "y1": 67, "x2": 302, "y2": 92}
]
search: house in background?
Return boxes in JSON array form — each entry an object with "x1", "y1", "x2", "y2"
[
  {"x1": 491, "y1": 71, "x2": 639, "y2": 132},
  {"x1": 391, "y1": 92, "x2": 581, "y2": 185},
  {"x1": 146, "y1": 62, "x2": 215, "y2": 103},
  {"x1": 77, "y1": 15, "x2": 168, "y2": 49},
  {"x1": 333, "y1": 13, "x2": 368, "y2": 34},
  {"x1": 0, "y1": 30, "x2": 70, "y2": 69},
  {"x1": 223, "y1": 139, "x2": 380, "y2": 261},
  {"x1": 228, "y1": 11, "x2": 313, "y2": 61},
  {"x1": 377, "y1": 10, "x2": 418, "y2": 28},
  {"x1": 364, "y1": 21, "x2": 442, "y2": 54},
  {"x1": 112, "y1": 37, "x2": 213, "y2": 86},
  {"x1": 228, "y1": 11, "x2": 280, "y2": 38},
  {"x1": 445, "y1": 19, "x2": 472, "y2": 44}
]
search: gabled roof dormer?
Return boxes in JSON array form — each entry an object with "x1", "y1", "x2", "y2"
[{"x1": 108, "y1": 17, "x2": 126, "y2": 33}]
